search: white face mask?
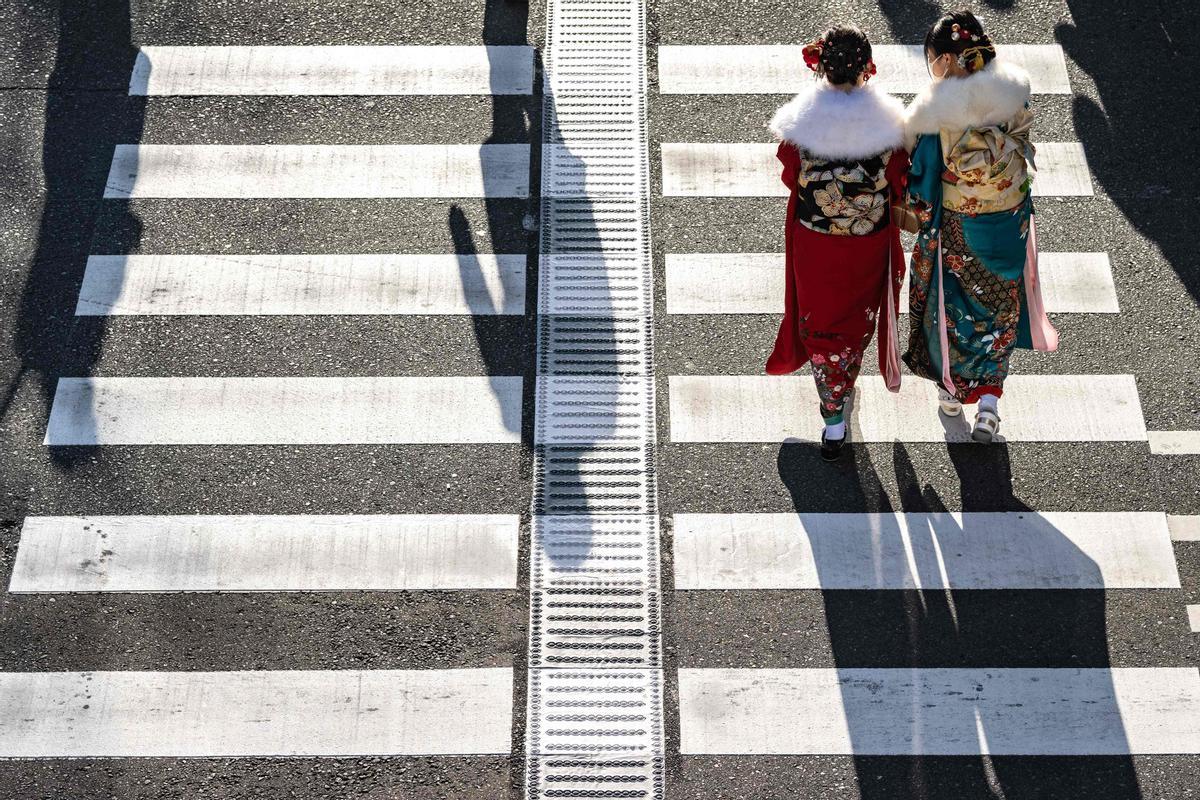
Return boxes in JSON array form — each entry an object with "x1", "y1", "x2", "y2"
[{"x1": 927, "y1": 54, "x2": 949, "y2": 80}]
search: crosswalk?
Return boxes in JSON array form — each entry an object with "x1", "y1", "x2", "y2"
[
  {"x1": 654, "y1": 11, "x2": 1200, "y2": 799},
  {"x1": 129, "y1": 45, "x2": 536, "y2": 96},
  {"x1": 4, "y1": 2, "x2": 1199, "y2": 798},
  {"x1": 670, "y1": 375, "x2": 1147, "y2": 442},
  {"x1": 45, "y1": 376, "x2": 522, "y2": 444},
  {"x1": 1, "y1": 668, "x2": 513, "y2": 757},
  {"x1": 7, "y1": 34, "x2": 531, "y2": 778},
  {"x1": 658, "y1": 43, "x2": 1073, "y2": 94},
  {"x1": 10, "y1": 514, "x2": 518, "y2": 592},
  {"x1": 660, "y1": 141, "x2": 1094, "y2": 196},
  {"x1": 666, "y1": 251, "x2": 1120, "y2": 314},
  {"x1": 76, "y1": 253, "x2": 527, "y2": 315},
  {"x1": 679, "y1": 667, "x2": 1200, "y2": 754},
  {"x1": 105, "y1": 144, "x2": 531, "y2": 198}
]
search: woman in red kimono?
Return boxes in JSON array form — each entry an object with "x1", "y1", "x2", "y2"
[{"x1": 765, "y1": 25, "x2": 909, "y2": 460}]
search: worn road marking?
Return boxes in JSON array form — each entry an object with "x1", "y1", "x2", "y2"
[
  {"x1": 10, "y1": 515, "x2": 519, "y2": 592},
  {"x1": 0, "y1": 669, "x2": 513, "y2": 757},
  {"x1": 669, "y1": 374, "x2": 1146, "y2": 443},
  {"x1": 104, "y1": 144, "x2": 530, "y2": 198},
  {"x1": 45, "y1": 376, "x2": 522, "y2": 445},
  {"x1": 130, "y1": 45, "x2": 535, "y2": 95},
  {"x1": 661, "y1": 142, "x2": 1093, "y2": 197},
  {"x1": 679, "y1": 667, "x2": 1200, "y2": 754},
  {"x1": 673, "y1": 512, "x2": 1180, "y2": 589},
  {"x1": 76, "y1": 254, "x2": 526, "y2": 316}
]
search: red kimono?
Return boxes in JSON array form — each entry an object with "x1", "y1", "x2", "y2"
[{"x1": 765, "y1": 138, "x2": 910, "y2": 420}]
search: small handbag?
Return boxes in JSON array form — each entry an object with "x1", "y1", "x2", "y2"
[{"x1": 891, "y1": 204, "x2": 921, "y2": 234}]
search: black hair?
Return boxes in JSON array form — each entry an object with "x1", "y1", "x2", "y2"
[
  {"x1": 924, "y1": 9, "x2": 996, "y2": 72},
  {"x1": 817, "y1": 25, "x2": 872, "y2": 86}
]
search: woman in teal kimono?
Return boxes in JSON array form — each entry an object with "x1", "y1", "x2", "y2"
[{"x1": 902, "y1": 10, "x2": 1058, "y2": 442}]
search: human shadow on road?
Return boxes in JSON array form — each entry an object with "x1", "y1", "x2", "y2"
[
  {"x1": 1056, "y1": 0, "x2": 1200, "y2": 301},
  {"x1": 3, "y1": 0, "x2": 143, "y2": 469},
  {"x1": 777, "y1": 441, "x2": 1143, "y2": 799},
  {"x1": 455, "y1": 2, "x2": 635, "y2": 794}
]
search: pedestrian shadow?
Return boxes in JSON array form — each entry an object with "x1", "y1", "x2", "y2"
[
  {"x1": 777, "y1": 441, "x2": 1143, "y2": 799},
  {"x1": 451, "y1": 0, "x2": 540, "y2": 447},
  {"x1": 458, "y1": 0, "x2": 626, "y2": 490},
  {"x1": 463, "y1": 3, "x2": 633, "y2": 793},
  {"x1": 877, "y1": 0, "x2": 943, "y2": 40},
  {"x1": 877, "y1": 1, "x2": 1017, "y2": 42},
  {"x1": 4, "y1": 0, "x2": 144, "y2": 468},
  {"x1": 1056, "y1": 0, "x2": 1200, "y2": 301}
]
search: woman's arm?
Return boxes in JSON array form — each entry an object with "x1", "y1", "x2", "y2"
[
  {"x1": 776, "y1": 141, "x2": 801, "y2": 191},
  {"x1": 886, "y1": 148, "x2": 920, "y2": 233}
]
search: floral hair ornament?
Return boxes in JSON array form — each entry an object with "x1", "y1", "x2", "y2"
[
  {"x1": 863, "y1": 57, "x2": 877, "y2": 81},
  {"x1": 957, "y1": 44, "x2": 992, "y2": 73},
  {"x1": 802, "y1": 39, "x2": 824, "y2": 73}
]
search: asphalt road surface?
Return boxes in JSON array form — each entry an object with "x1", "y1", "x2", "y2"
[{"x1": 0, "y1": 1, "x2": 1197, "y2": 798}]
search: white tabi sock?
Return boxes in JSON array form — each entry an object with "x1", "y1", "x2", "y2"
[
  {"x1": 824, "y1": 420, "x2": 847, "y2": 440},
  {"x1": 979, "y1": 394, "x2": 999, "y2": 414}
]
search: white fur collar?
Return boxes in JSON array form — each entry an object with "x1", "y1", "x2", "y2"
[
  {"x1": 768, "y1": 80, "x2": 906, "y2": 161},
  {"x1": 904, "y1": 58, "x2": 1031, "y2": 143}
]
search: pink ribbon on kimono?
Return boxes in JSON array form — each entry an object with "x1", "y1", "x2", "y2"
[
  {"x1": 1023, "y1": 216, "x2": 1060, "y2": 352},
  {"x1": 881, "y1": 249, "x2": 903, "y2": 392},
  {"x1": 935, "y1": 232, "x2": 957, "y2": 396}
]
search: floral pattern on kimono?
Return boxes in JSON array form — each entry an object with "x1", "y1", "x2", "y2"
[
  {"x1": 766, "y1": 141, "x2": 910, "y2": 419},
  {"x1": 795, "y1": 151, "x2": 894, "y2": 236},
  {"x1": 902, "y1": 126, "x2": 1057, "y2": 404},
  {"x1": 940, "y1": 107, "x2": 1036, "y2": 215},
  {"x1": 797, "y1": 310, "x2": 879, "y2": 420}
]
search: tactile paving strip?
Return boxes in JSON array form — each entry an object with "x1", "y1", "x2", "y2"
[{"x1": 527, "y1": 1, "x2": 664, "y2": 798}]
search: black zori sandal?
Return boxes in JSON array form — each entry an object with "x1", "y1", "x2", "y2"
[{"x1": 820, "y1": 429, "x2": 846, "y2": 462}]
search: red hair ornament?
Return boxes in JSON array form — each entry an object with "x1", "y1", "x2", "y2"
[
  {"x1": 863, "y1": 58, "x2": 877, "y2": 82},
  {"x1": 802, "y1": 40, "x2": 824, "y2": 73}
]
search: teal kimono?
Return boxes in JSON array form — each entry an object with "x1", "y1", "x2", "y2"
[{"x1": 902, "y1": 127, "x2": 1058, "y2": 403}]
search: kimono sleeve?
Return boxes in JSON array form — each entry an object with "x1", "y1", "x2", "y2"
[
  {"x1": 906, "y1": 133, "x2": 944, "y2": 211},
  {"x1": 885, "y1": 147, "x2": 910, "y2": 203},
  {"x1": 776, "y1": 141, "x2": 802, "y2": 192}
]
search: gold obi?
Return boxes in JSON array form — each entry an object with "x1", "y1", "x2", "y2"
[{"x1": 940, "y1": 107, "x2": 1036, "y2": 215}]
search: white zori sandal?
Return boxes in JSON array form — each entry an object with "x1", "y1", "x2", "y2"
[
  {"x1": 972, "y1": 408, "x2": 1001, "y2": 443},
  {"x1": 938, "y1": 389, "x2": 963, "y2": 417}
]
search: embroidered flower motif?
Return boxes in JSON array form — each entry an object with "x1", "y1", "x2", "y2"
[
  {"x1": 795, "y1": 153, "x2": 891, "y2": 237},
  {"x1": 832, "y1": 164, "x2": 867, "y2": 183},
  {"x1": 835, "y1": 192, "x2": 888, "y2": 236},
  {"x1": 813, "y1": 181, "x2": 851, "y2": 217}
]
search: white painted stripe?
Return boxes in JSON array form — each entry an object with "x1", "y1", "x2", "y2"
[
  {"x1": 44, "y1": 377, "x2": 521, "y2": 445},
  {"x1": 130, "y1": 46, "x2": 534, "y2": 95},
  {"x1": 1189, "y1": 606, "x2": 1200, "y2": 633},
  {"x1": 673, "y1": 512, "x2": 1180, "y2": 590},
  {"x1": 76, "y1": 254, "x2": 526, "y2": 316},
  {"x1": 1149, "y1": 431, "x2": 1200, "y2": 455},
  {"x1": 665, "y1": 252, "x2": 1117, "y2": 314},
  {"x1": 0, "y1": 668, "x2": 512, "y2": 757},
  {"x1": 679, "y1": 667, "x2": 1200, "y2": 755},
  {"x1": 669, "y1": 375, "x2": 1146, "y2": 443},
  {"x1": 10, "y1": 515, "x2": 519, "y2": 592},
  {"x1": 1169, "y1": 515, "x2": 1200, "y2": 542},
  {"x1": 659, "y1": 44, "x2": 1071, "y2": 95},
  {"x1": 104, "y1": 144, "x2": 530, "y2": 199},
  {"x1": 660, "y1": 142, "x2": 1093, "y2": 197}
]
